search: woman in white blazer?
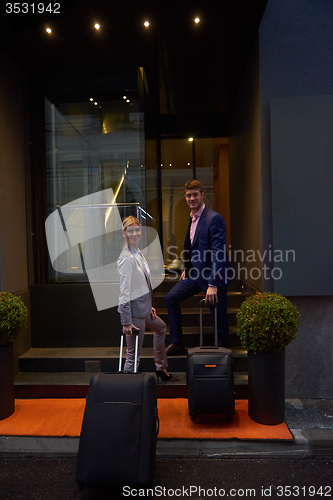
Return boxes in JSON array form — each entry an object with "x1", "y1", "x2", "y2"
[{"x1": 117, "y1": 216, "x2": 172, "y2": 382}]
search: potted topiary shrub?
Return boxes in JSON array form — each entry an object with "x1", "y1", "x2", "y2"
[
  {"x1": 236, "y1": 291, "x2": 300, "y2": 425},
  {"x1": 0, "y1": 292, "x2": 28, "y2": 420}
]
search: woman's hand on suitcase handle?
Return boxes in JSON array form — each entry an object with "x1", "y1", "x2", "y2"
[
  {"x1": 123, "y1": 324, "x2": 139, "y2": 335},
  {"x1": 205, "y1": 286, "x2": 218, "y2": 305}
]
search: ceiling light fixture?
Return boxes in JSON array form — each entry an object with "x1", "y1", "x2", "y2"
[
  {"x1": 144, "y1": 21, "x2": 150, "y2": 28},
  {"x1": 94, "y1": 23, "x2": 100, "y2": 30},
  {"x1": 46, "y1": 27, "x2": 52, "y2": 33},
  {"x1": 94, "y1": 102, "x2": 98, "y2": 105},
  {"x1": 194, "y1": 17, "x2": 200, "y2": 24},
  {"x1": 90, "y1": 98, "x2": 93, "y2": 101},
  {"x1": 188, "y1": 137, "x2": 194, "y2": 142}
]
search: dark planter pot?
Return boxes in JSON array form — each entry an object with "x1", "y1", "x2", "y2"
[
  {"x1": 248, "y1": 349, "x2": 285, "y2": 425},
  {"x1": 0, "y1": 342, "x2": 15, "y2": 420}
]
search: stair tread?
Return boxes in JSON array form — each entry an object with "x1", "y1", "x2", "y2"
[
  {"x1": 154, "y1": 290, "x2": 246, "y2": 297},
  {"x1": 20, "y1": 347, "x2": 247, "y2": 359},
  {"x1": 14, "y1": 371, "x2": 248, "y2": 386},
  {"x1": 158, "y1": 307, "x2": 239, "y2": 314},
  {"x1": 15, "y1": 279, "x2": 253, "y2": 399}
]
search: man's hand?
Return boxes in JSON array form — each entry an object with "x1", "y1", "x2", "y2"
[
  {"x1": 205, "y1": 286, "x2": 218, "y2": 305},
  {"x1": 180, "y1": 270, "x2": 186, "y2": 281},
  {"x1": 123, "y1": 323, "x2": 139, "y2": 335},
  {"x1": 151, "y1": 307, "x2": 157, "y2": 319}
]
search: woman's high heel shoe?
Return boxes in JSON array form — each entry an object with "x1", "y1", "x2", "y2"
[{"x1": 156, "y1": 370, "x2": 173, "y2": 383}]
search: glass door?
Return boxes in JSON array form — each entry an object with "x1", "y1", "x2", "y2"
[{"x1": 161, "y1": 137, "x2": 226, "y2": 271}]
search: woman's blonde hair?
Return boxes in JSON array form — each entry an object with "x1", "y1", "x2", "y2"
[{"x1": 122, "y1": 215, "x2": 141, "y2": 233}]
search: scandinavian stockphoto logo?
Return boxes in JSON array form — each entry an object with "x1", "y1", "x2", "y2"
[{"x1": 45, "y1": 189, "x2": 164, "y2": 311}]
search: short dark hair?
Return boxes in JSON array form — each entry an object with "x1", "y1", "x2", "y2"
[{"x1": 184, "y1": 179, "x2": 204, "y2": 193}]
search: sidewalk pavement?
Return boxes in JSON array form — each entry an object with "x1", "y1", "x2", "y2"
[{"x1": 0, "y1": 399, "x2": 332, "y2": 459}]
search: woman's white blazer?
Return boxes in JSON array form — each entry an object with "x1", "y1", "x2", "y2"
[{"x1": 117, "y1": 244, "x2": 152, "y2": 325}]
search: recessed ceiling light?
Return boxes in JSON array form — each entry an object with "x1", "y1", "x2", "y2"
[
  {"x1": 144, "y1": 21, "x2": 150, "y2": 28},
  {"x1": 94, "y1": 23, "x2": 100, "y2": 30},
  {"x1": 188, "y1": 137, "x2": 194, "y2": 142},
  {"x1": 90, "y1": 98, "x2": 93, "y2": 101},
  {"x1": 194, "y1": 17, "x2": 200, "y2": 24},
  {"x1": 94, "y1": 102, "x2": 98, "y2": 105},
  {"x1": 46, "y1": 27, "x2": 52, "y2": 34}
]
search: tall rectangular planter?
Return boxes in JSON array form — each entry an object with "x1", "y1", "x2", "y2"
[{"x1": 248, "y1": 349, "x2": 285, "y2": 425}]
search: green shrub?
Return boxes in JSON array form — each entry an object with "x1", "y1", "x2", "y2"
[
  {"x1": 236, "y1": 292, "x2": 300, "y2": 353},
  {"x1": 0, "y1": 292, "x2": 28, "y2": 345}
]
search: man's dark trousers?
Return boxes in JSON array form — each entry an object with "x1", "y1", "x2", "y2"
[{"x1": 165, "y1": 278, "x2": 229, "y2": 347}]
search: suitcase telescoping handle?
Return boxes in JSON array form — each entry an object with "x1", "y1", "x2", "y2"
[
  {"x1": 199, "y1": 298, "x2": 218, "y2": 348},
  {"x1": 119, "y1": 328, "x2": 140, "y2": 373}
]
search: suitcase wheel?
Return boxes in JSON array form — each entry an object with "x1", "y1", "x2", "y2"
[{"x1": 189, "y1": 411, "x2": 197, "y2": 422}]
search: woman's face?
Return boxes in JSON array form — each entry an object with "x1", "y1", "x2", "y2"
[{"x1": 124, "y1": 223, "x2": 141, "y2": 247}]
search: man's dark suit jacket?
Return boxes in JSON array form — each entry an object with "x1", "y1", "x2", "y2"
[{"x1": 183, "y1": 205, "x2": 233, "y2": 289}]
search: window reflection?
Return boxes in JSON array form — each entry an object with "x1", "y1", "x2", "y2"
[
  {"x1": 45, "y1": 96, "x2": 146, "y2": 283},
  {"x1": 161, "y1": 138, "x2": 225, "y2": 271}
]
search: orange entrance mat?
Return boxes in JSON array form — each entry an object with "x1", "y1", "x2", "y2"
[{"x1": 0, "y1": 399, "x2": 293, "y2": 440}]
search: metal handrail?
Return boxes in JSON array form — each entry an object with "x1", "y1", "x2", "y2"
[{"x1": 57, "y1": 203, "x2": 140, "y2": 208}]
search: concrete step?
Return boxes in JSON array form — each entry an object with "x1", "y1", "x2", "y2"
[
  {"x1": 14, "y1": 371, "x2": 248, "y2": 399},
  {"x1": 144, "y1": 327, "x2": 243, "y2": 348},
  {"x1": 158, "y1": 307, "x2": 239, "y2": 327},
  {"x1": 155, "y1": 277, "x2": 253, "y2": 294},
  {"x1": 17, "y1": 279, "x2": 253, "y2": 400},
  {"x1": 153, "y1": 290, "x2": 248, "y2": 309}
]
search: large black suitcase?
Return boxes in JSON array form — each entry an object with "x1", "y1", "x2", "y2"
[
  {"x1": 76, "y1": 332, "x2": 158, "y2": 489},
  {"x1": 187, "y1": 299, "x2": 235, "y2": 422}
]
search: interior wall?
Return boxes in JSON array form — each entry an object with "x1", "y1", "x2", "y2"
[
  {"x1": 229, "y1": 37, "x2": 263, "y2": 290},
  {"x1": 0, "y1": 48, "x2": 31, "y2": 371}
]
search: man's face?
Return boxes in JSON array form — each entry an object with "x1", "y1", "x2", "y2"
[{"x1": 185, "y1": 189, "x2": 204, "y2": 211}]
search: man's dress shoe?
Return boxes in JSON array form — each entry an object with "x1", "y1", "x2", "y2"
[{"x1": 166, "y1": 343, "x2": 186, "y2": 356}]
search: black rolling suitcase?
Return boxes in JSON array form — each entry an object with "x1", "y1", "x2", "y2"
[
  {"x1": 187, "y1": 299, "x2": 235, "y2": 422},
  {"x1": 76, "y1": 331, "x2": 159, "y2": 489}
]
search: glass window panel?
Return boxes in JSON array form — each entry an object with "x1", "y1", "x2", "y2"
[
  {"x1": 161, "y1": 139, "x2": 193, "y2": 270},
  {"x1": 161, "y1": 137, "x2": 226, "y2": 271},
  {"x1": 45, "y1": 96, "x2": 146, "y2": 283}
]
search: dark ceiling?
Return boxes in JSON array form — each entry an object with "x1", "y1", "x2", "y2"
[{"x1": 0, "y1": 0, "x2": 268, "y2": 135}]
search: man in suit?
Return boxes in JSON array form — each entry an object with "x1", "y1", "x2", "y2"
[{"x1": 165, "y1": 180, "x2": 232, "y2": 354}]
